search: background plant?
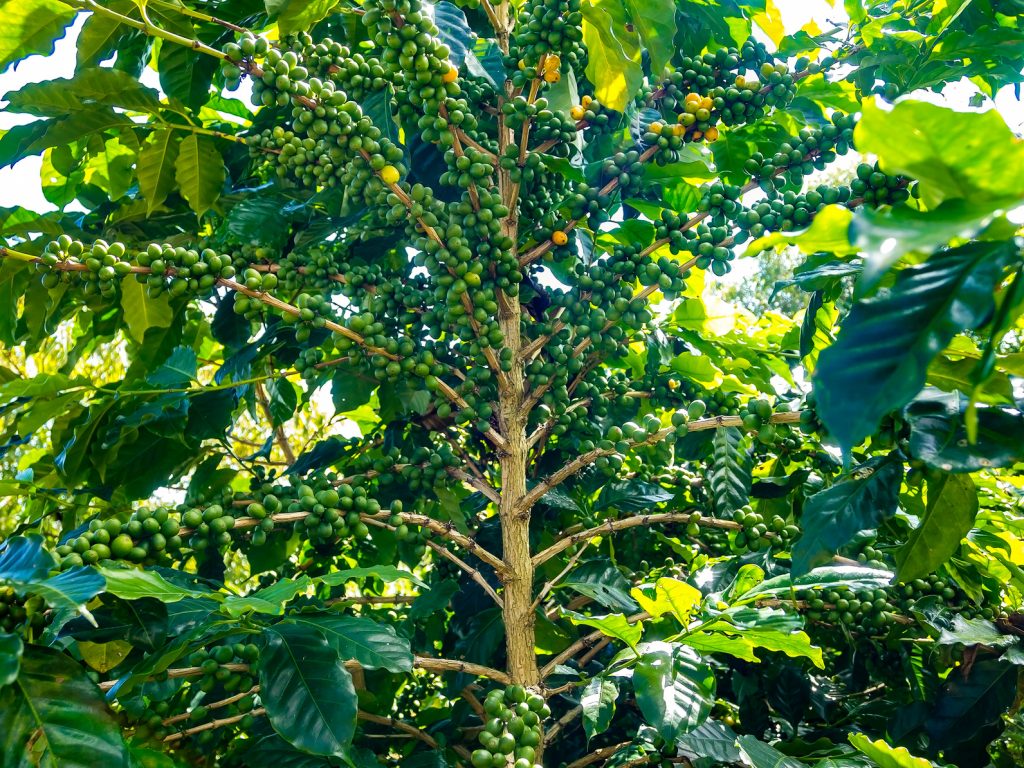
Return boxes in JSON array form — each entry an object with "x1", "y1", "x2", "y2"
[{"x1": 1, "y1": 1, "x2": 1024, "y2": 767}]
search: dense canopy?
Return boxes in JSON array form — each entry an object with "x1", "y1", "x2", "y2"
[{"x1": 1, "y1": 0, "x2": 1024, "y2": 767}]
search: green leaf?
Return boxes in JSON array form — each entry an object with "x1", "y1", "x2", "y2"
[
  {"x1": 581, "y1": 676, "x2": 617, "y2": 743},
  {"x1": 630, "y1": 577, "x2": 702, "y2": 624},
  {"x1": 683, "y1": 632, "x2": 759, "y2": 662},
  {"x1": 277, "y1": 0, "x2": 338, "y2": 35},
  {"x1": 0, "y1": 535, "x2": 55, "y2": 582},
  {"x1": 266, "y1": 378, "x2": 298, "y2": 426},
  {"x1": 560, "y1": 560, "x2": 639, "y2": 613},
  {"x1": 814, "y1": 241, "x2": 1017, "y2": 453},
  {"x1": 746, "y1": 565, "x2": 893, "y2": 599},
  {"x1": 158, "y1": 39, "x2": 218, "y2": 111},
  {"x1": 27, "y1": 567, "x2": 106, "y2": 617},
  {"x1": 97, "y1": 566, "x2": 212, "y2": 603},
  {"x1": 792, "y1": 454, "x2": 903, "y2": 575},
  {"x1": 633, "y1": 642, "x2": 715, "y2": 740},
  {"x1": 76, "y1": 0, "x2": 138, "y2": 68},
  {"x1": 895, "y1": 473, "x2": 977, "y2": 582},
  {"x1": 283, "y1": 614, "x2": 413, "y2": 673},
  {"x1": 926, "y1": 659, "x2": 1019, "y2": 749},
  {"x1": 317, "y1": 565, "x2": 426, "y2": 589},
  {"x1": 855, "y1": 99, "x2": 1024, "y2": 208},
  {"x1": 678, "y1": 719, "x2": 741, "y2": 763},
  {"x1": 120, "y1": 278, "x2": 173, "y2": 344},
  {"x1": 853, "y1": 200, "x2": 1009, "y2": 296},
  {"x1": 331, "y1": 364, "x2": 377, "y2": 413},
  {"x1": 136, "y1": 130, "x2": 181, "y2": 215},
  {"x1": 623, "y1": 0, "x2": 676, "y2": 74},
  {"x1": 848, "y1": 733, "x2": 937, "y2": 768},
  {"x1": 175, "y1": 134, "x2": 225, "y2": 218},
  {"x1": 710, "y1": 426, "x2": 751, "y2": 515},
  {"x1": 0, "y1": 645, "x2": 129, "y2": 768},
  {"x1": 581, "y1": 0, "x2": 642, "y2": 111},
  {"x1": 259, "y1": 624, "x2": 358, "y2": 757},
  {"x1": 937, "y1": 615, "x2": 1017, "y2": 649},
  {"x1": 736, "y1": 735, "x2": 805, "y2": 768},
  {"x1": 78, "y1": 640, "x2": 133, "y2": 673},
  {"x1": 568, "y1": 611, "x2": 642, "y2": 651},
  {"x1": 906, "y1": 399, "x2": 1024, "y2": 472},
  {"x1": 221, "y1": 576, "x2": 311, "y2": 617},
  {"x1": 4, "y1": 68, "x2": 162, "y2": 116},
  {"x1": 0, "y1": 0, "x2": 75, "y2": 72},
  {"x1": 0, "y1": 632, "x2": 22, "y2": 687}
]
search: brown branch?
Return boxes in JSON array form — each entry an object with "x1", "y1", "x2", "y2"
[
  {"x1": 358, "y1": 711, "x2": 440, "y2": 750},
  {"x1": 162, "y1": 685, "x2": 260, "y2": 726},
  {"x1": 543, "y1": 704, "x2": 582, "y2": 742},
  {"x1": 163, "y1": 708, "x2": 266, "y2": 742},
  {"x1": 254, "y1": 380, "x2": 296, "y2": 464},
  {"x1": 414, "y1": 656, "x2": 511, "y2": 684},
  {"x1": 566, "y1": 741, "x2": 634, "y2": 768}
]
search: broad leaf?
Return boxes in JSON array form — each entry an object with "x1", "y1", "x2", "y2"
[
  {"x1": 709, "y1": 427, "x2": 751, "y2": 516},
  {"x1": 736, "y1": 735, "x2": 805, "y2": 768},
  {"x1": 259, "y1": 624, "x2": 358, "y2": 757},
  {"x1": 581, "y1": 0, "x2": 642, "y2": 111},
  {"x1": 926, "y1": 659, "x2": 1019, "y2": 749},
  {"x1": 97, "y1": 566, "x2": 212, "y2": 603},
  {"x1": 175, "y1": 134, "x2": 225, "y2": 218},
  {"x1": 855, "y1": 99, "x2": 1024, "y2": 208},
  {"x1": 561, "y1": 560, "x2": 639, "y2": 613},
  {"x1": 895, "y1": 473, "x2": 977, "y2": 582},
  {"x1": 815, "y1": 241, "x2": 1017, "y2": 453},
  {"x1": 633, "y1": 642, "x2": 715, "y2": 740},
  {"x1": 0, "y1": 645, "x2": 128, "y2": 768},
  {"x1": 283, "y1": 614, "x2": 413, "y2": 673},
  {"x1": 0, "y1": 0, "x2": 75, "y2": 72},
  {"x1": 137, "y1": 130, "x2": 181, "y2": 215},
  {"x1": 848, "y1": 733, "x2": 937, "y2": 768},
  {"x1": 0, "y1": 632, "x2": 22, "y2": 687},
  {"x1": 792, "y1": 454, "x2": 903, "y2": 575},
  {"x1": 567, "y1": 612, "x2": 642, "y2": 651},
  {"x1": 121, "y1": 278, "x2": 173, "y2": 344},
  {"x1": 630, "y1": 577, "x2": 702, "y2": 624},
  {"x1": 581, "y1": 676, "x2": 617, "y2": 742}
]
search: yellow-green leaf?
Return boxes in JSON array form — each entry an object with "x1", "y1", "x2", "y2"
[
  {"x1": 120, "y1": 278, "x2": 173, "y2": 344},
  {"x1": 631, "y1": 578, "x2": 702, "y2": 624},
  {"x1": 175, "y1": 134, "x2": 224, "y2": 218},
  {"x1": 0, "y1": 0, "x2": 75, "y2": 72},
  {"x1": 582, "y1": 0, "x2": 642, "y2": 112},
  {"x1": 849, "y1": 733, "x2": 939, "y2": 768},
  {"x1": 78, "y1": 640, "x2": 132, "y2": 673}
]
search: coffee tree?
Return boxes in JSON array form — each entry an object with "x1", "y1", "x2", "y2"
[{"x1": 2, "y1": 0, "x2": 1024, "y2": 766}]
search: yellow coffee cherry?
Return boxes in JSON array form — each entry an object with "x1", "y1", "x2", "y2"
[
  {"x1": 735, "y1": 75, "x2": 746, "y2": 87},
  {"x1": 581, "y1": 95, "x2": 592, "y2": 108},
  {"x1": 380, "y1": 166, "x2": 400, "y2": 185},
  {"x1": 570, "y1": 105, "x2": 586, "y2": 120},
  {"x1": 649, "y1": 121, "x2": 664, "y2": 134},
  {"x1": 441, "y1": 65, "x2": 458, "y2": 83},
  {"x1": 551, "y1": 230, "x2": 569, "y2": 246},
  {"x1": 685, "y1": 92, "x2": 701, "y2": 104},
  {"x1": 704, "y1": 126, "x2": 720, "y2": 142},
  {"x1": 543, "y1": 69, "x2": 561, "y2": 83}
]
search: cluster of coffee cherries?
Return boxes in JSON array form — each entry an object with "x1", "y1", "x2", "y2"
[
  {"x1": 0, "y1": 587, "x2": 49, "y2": 638},
  {"x1": 730, "y1": 505, "x2": 798, "y2": 552},
  {"x1": 472, "y1": 685, "x2": 549, "y2": 768},
  {"x1": 55, "y1": 510, "x2": 182, "y2": 570}
]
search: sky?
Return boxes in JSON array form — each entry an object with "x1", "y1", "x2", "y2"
[{"x1": 0, "y1": 1, "x2": 1022, "y2": 216}]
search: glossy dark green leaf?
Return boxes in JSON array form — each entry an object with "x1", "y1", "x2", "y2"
[
  {"x1": 0, "y1": 535, "x2": 55, "y2": 582},
  {"x1": 259, "y1": 624, "x2": 358, "y2": 757},
  {"x1": 581, "y1": 675, "x2": 617, "y2": 742},
  {"x1": 709, "y1": 427, "x2": 751, "y2": 516},
  {"x1": 266, "y1": 378, "x2": 298, "y2": 426},
  {"x1": 594, "y1": 480, "x2": 673, "y2": 512},
  {"x1": 814, "y1": 241, "x2": 1017, "y2": 453},
  {"x1": 282, "y1": 614, "x2": 413, "y2": 673},
  {"x1": 736, "y1": 735, "x2": 806, "y2": 768},
  {"x1": 623, "y1": 0, "x2": 676, "y2": 74},
  {"x1": 792, "y1": 454, "x2": 903, "y2": 575},
  {"x1": 676, "y1": 718, "x2": 741, "y2": 762},
  {"x1": 926, "y1": 659, "x2": 1019, "y2": 749},
  {"x1": 895, "y1": 473, "x2": 977, "y2": 582},
  {"x1": 97, "y1": 566, "x2": 212, "y2": 603},
  {"x1": 906, "y1": 399, "x2": 1024, "y2": 472},
  {"x1": 560, "y1": 560, "x2": 639, "y2": 614},
  {"x1": 0, "y1": 645, "x2": 129, "y2": 768},
  {"x1": 332, "y1": 364, "x2": 377, "y2": 413},
  {"x1": 633, "y1": 642, "x2": 715, "y2": 740}
]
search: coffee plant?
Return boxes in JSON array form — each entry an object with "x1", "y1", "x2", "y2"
[{"x1": 1, "y1": 0, "x2": 1024, "y2": 766}]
